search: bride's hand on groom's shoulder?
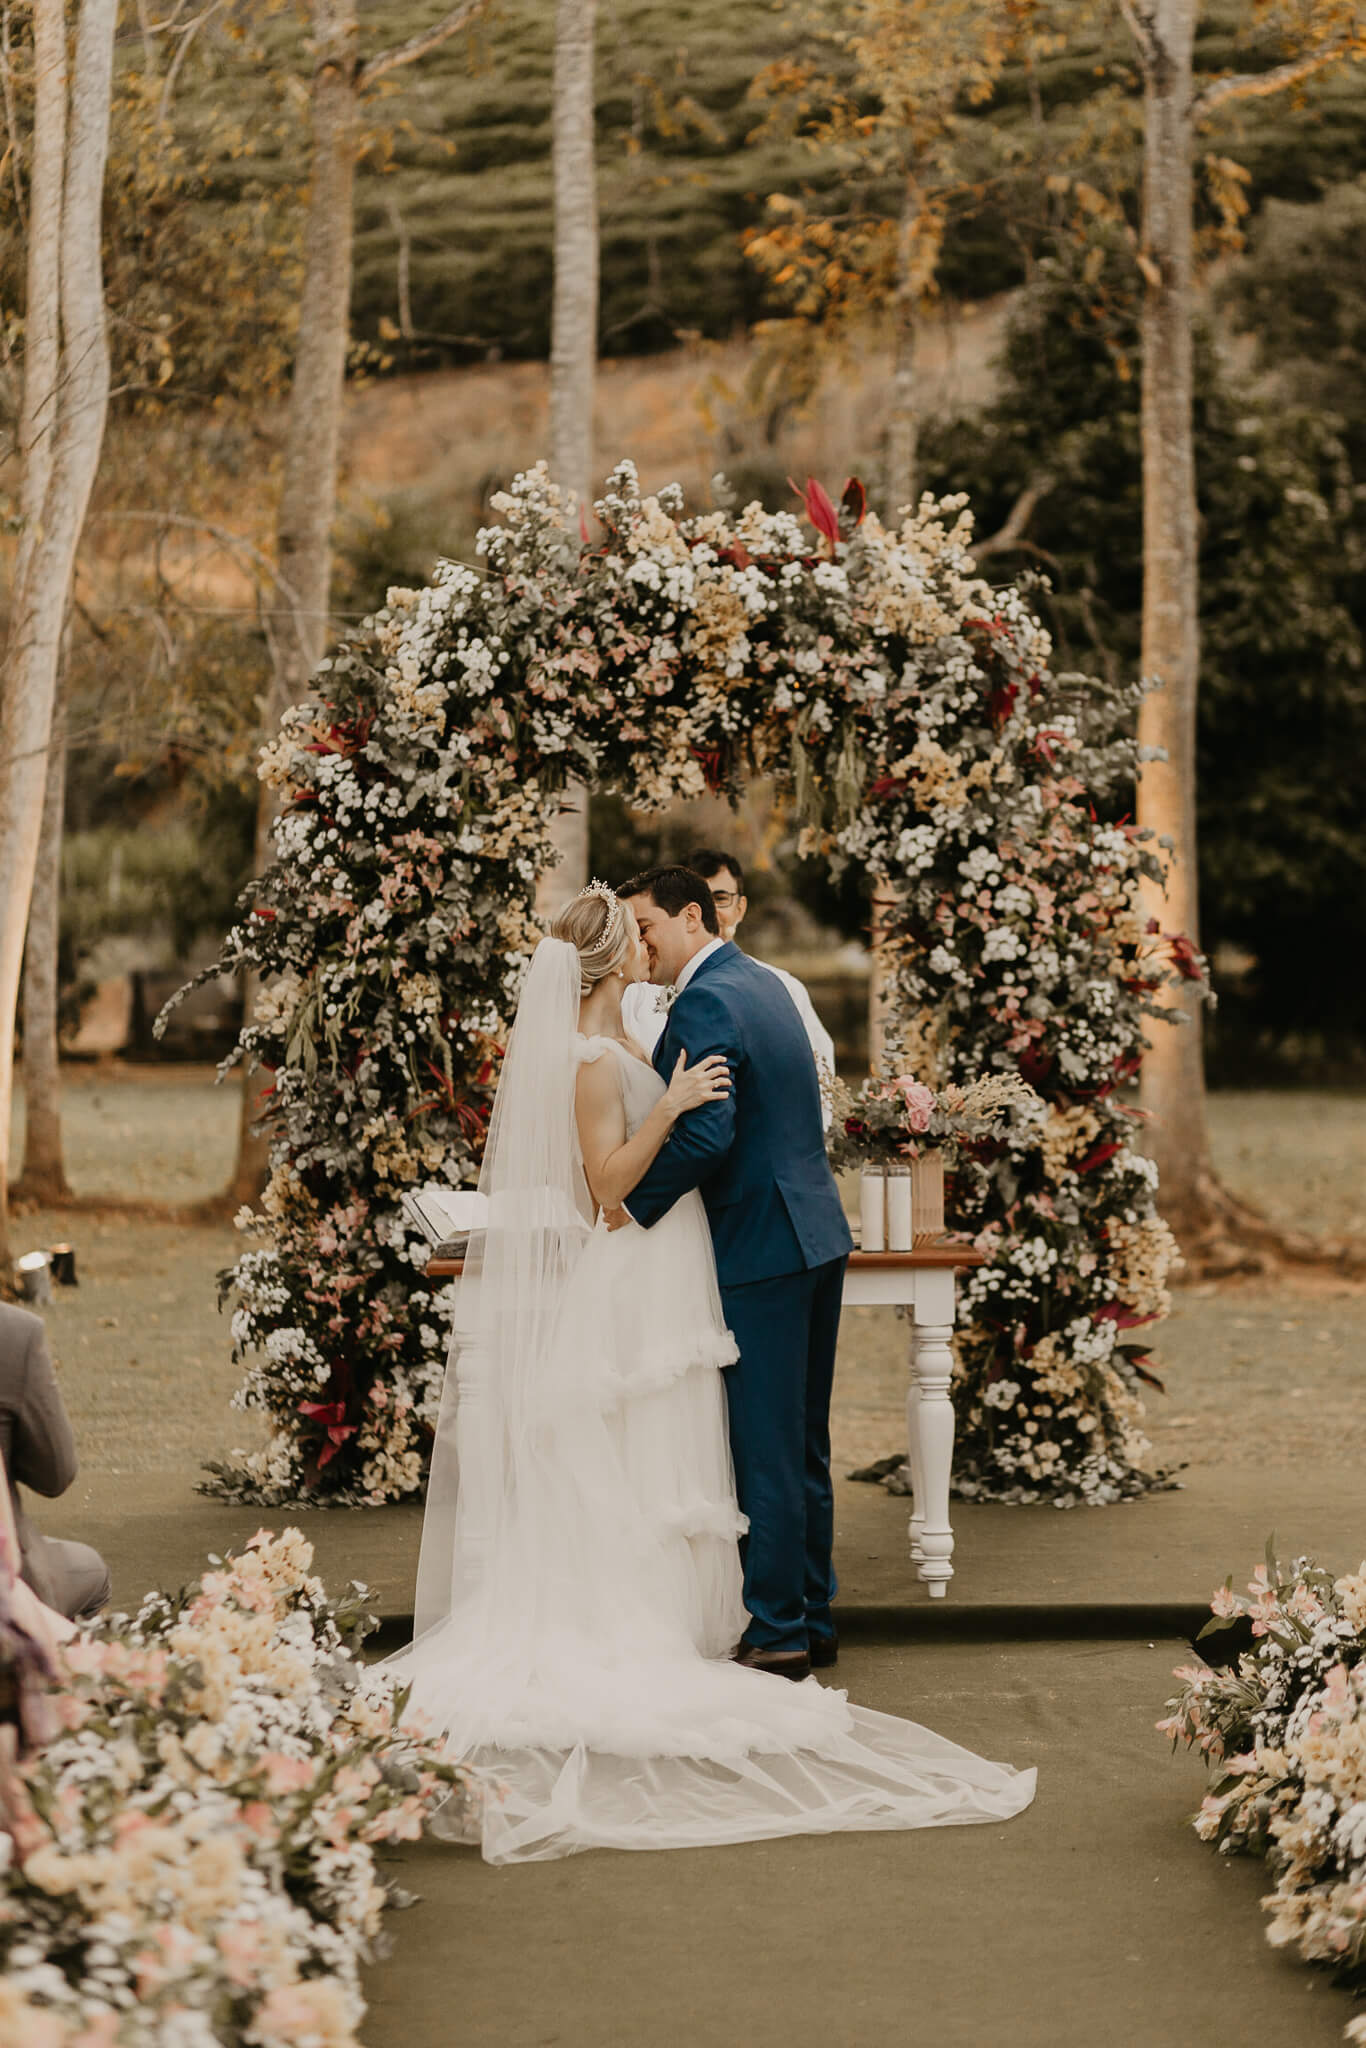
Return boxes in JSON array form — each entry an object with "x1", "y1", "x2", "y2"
[{"x1": 663, "y1": 1051, "x2": 731, "y2": 1122}]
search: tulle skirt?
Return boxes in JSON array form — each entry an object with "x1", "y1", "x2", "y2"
[{"x1": 390, "y1": 1195, "x2": 1035, "y2": 1862}]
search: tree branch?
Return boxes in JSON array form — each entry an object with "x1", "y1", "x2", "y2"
[
  {"x1": 1114, "y1": 0, "x2": 1161, "y2": 72},
  {"x1": 355, "y1": 0, "x2": 491, "y2": 91},
  {"x1": 968, "y1": 475, "x2": 1054, "y2": 565},
  {"x1": 1193, "y1": 39, "x2": 1355, "y2": 120}
]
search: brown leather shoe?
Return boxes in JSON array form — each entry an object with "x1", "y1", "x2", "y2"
[{"x1": 733, "y1": 1643, "x2": 811, "y2": 1681}]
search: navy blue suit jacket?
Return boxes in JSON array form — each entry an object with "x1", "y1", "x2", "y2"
[{"x1": 627, "y1": 944, "x2": 853, "y2": 1289}]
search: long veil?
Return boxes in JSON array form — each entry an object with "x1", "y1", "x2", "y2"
[{"x1": 412, "y1": 935, "x2": 591, "y2": 1641}]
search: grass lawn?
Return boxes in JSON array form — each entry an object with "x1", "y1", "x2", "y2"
[{"x1": 7, "y1": 1065, "x2": 1365, "y2": 1483}]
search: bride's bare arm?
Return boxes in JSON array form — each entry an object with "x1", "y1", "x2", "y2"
[{"x1": 574, "y1": 1051, "x2": 731, "y2": 1212}]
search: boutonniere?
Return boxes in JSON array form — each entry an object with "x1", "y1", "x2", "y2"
[{"x1": 655, "y1": 985, "x2": 678, "y2": 1013}]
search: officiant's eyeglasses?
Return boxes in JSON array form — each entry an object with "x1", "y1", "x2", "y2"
[{"x1": 709, "y1": 889, "x2": 741, "y2": 909}]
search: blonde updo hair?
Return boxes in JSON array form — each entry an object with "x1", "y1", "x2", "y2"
[{"x1": 551, "y1": 885, "x2": 637, "y2": 997}]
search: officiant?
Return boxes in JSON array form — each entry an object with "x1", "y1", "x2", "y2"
[{"x1": 622, "y1": 849, "x2": 836, "y2": 1112}]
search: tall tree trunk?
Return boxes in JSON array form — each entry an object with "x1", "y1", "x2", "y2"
[
  {"x1": 870, "y1": 175, "x2": 924, "y2": 1055},
  {"x1": 1127, "y1": 0, "x2": 1215, "y2": 1243},
  {"x1": 0, "y1": 0, "x2": 116, "y2": 1271},
  {"x1": 549, "y1": 0, "x2": 597, "y2": 510},
  {"x1": 18, "y1": 667, "x2": 71, "y2": 1201},
  {"x1": 539, "y1": 0, "x2": 598, "y2": 911},
  {"x1": 227, "y1": 0, "x2": 491, "y2": 1201},
  {"x1": 884, "y1": 172, "x2": 920, "y2": 518},
  {"x1": 230, "y1": 0, "x2": 359, "y2": 1206}
]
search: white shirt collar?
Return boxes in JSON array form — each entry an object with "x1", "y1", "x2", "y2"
[{"x1": 674, "y1": 937, "x2": 726, "y2": 995}]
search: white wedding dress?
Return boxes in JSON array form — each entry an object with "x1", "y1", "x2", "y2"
[{"x1": 388, "y1": 941, "x2": 1034, "y2": 1863}]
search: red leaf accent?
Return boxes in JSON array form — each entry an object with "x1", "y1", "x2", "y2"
[
  {"x1": 690, "y1": 743, "x2": 726, "y2": 793},
  {"x1": 1017, "y1": 1045, "x2": 1055, "y2": 1091},
  {"x1": 1163, "y1": 931, "x2": 1204, "y2": 982},
  {"x1": 578, "y1": 503, "x2": 591, "y2": 545},
  {"x1": 840, "y1": 477, "x2": 867, "y2": 527},
  {"x1": 1093, "y1": 1304, "x2": 1161, "y2": 1331},
  {"x1": 297, "y1": 1399, "x2": 356, "y2": 1467},
  {"x1": 988, "y1": 679, "x2": 1019, "y2": 725},
  {"x1": 1076, "y1": 1141, "x2": 1121, "y2": 1174},
  {"x1": 789, "y1": 475, "x2": 841, "y2": 550}
]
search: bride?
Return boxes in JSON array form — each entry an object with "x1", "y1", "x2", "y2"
[{"x1": 388, "y1": 884, "x2": 1035, "y2": 1863}]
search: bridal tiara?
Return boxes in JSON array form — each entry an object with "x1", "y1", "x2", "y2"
[{"x1": 577, "y1": 878, "x2": 624, "y2": 955}]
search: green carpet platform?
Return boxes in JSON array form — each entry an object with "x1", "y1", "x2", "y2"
[
  {"x1": 30, "y1": 1453, "x2": 1365, "y2": 2043},
  {"x1": 36, "y1": 1462, "x2": 1364, "y2": 1635}
]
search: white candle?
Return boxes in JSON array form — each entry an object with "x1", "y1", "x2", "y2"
[
  {"x1": 886, "y1": 1167, "x2": 913, "y2": 1251},
  {"x1": 860, "y1": 1165, "x2": 886, "y2": 1252}
]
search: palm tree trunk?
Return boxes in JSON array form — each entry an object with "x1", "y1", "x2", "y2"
[
  {"x1": 884, "y1": 173, "x2": 920, "y2": 517},
  {"x1": 1127, "y1": 0, "x2": 1215, "y2": 1243},
  {"x1": 230, "y1": 0, "x2": 359, "y2": 1205},
  {"x1": 550, "y1": 0, "x2": 597, "y2": 510},
  {"x1": 18, "y1": 668, "x2": 71, "y2": 1201},
  {"x1": 0, "y1": 0, "x2": 116, "y2": 1270},
  {"x1": 540, "y1": 0, "x2": 598, "y2": 910}
]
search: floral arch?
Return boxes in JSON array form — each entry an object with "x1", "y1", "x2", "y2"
[{"x1": 183, "y1": 461, "x2": 1195, "y2": 1509}]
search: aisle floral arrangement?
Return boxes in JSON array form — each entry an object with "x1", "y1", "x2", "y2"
[
  {"x1": 1160, "y1": 1547, "x2": 1366, "y2": 2037},
  {"x1": 0, "y1": 1531, "x2": 467, "y2": 2046},
  {"x1": 165, "y1": 460, "x2": 1202, "y2": 1508}
]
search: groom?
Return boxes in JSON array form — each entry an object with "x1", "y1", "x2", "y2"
[{"x1": 614, "y1": 866, "x2": 853, "y2": 1679}]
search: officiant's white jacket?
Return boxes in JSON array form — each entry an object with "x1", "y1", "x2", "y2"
[{"x1": 624, "y1": 959, "x2": 835, "y2": 1124}]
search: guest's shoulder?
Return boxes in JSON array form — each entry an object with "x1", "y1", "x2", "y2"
[
  {"x1": 0, "y1": 1300, "x2": 45, "y2": 1375},
  {"x1": 0, "y1": 1300, "x2": 44, "y2": 1346}
]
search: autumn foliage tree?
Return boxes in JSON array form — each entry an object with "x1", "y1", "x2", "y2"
[{"x1": 744, "y1": 0, "x2": 1079, "y2": 512}]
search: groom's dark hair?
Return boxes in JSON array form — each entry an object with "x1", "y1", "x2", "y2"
[{"x1": 617, "y1": 865, "x2": 721, "y2": 936}]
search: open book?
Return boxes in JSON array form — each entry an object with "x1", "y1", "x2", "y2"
[{"x1": 399, "y1": 1186, "x2": 488, "y2": 1258}]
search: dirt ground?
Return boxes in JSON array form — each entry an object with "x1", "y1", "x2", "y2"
[{"x1": 7, "y1": 1065, "x2": 1365, "y2": 1481}]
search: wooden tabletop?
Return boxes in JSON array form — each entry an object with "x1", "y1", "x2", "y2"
[{"x1": 424, "y1": 1237, "x2": 985, "y2": 1280}]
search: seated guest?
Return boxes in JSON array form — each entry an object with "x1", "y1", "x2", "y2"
[
  {"x1": 0, "y1": 1302, "x2": 110, "y2": 1621},
  {"x1": 622, "y1": 848, "x2": 837, "y2": 1111}
]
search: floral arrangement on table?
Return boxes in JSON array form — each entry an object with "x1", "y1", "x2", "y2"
[
  {"x1": 0, "y1": 1531, "x2": 468, "y2": 2046},
  {"x1": 164, "y1": 459, "x2": 1203, "y2": 1508},
  {"x1": 1159, "y1": 1546, "x2": 1366, "y2": 2036},
  {"x1": 824, "y1": 1068, "x2": 1042, "y2": 1173}
]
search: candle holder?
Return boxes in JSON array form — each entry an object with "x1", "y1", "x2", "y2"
[
  {"x1": 885, "y1": 1163, "x2": 913, "y2": 1251},
  {"x1": 859, "y1": 1163, "x2": 886, "y2": 1252}
]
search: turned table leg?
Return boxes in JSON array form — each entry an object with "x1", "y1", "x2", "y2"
[
  {"x1": 905, "y1": 1319, "x2": 926, "y2": 1566},
  {"x1": 909, "y1": 1267, "x2": 956, "y2": 1598}
]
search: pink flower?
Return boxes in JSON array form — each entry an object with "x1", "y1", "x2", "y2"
[
  {"x1": 71, "y1": 2016, "x2": 120, "y2": 2048},
  {"x1": 240, "y1": 1801, "x2": 281, "y2": 1842},
  {"x1": 893, "y1": 1077, "x2": 936, "y2": 1132},
  {"x1": 262, "y1": 1753, "x2": 316, "y2": 1794},
  {"x1": 218, "y1": 1921, "x2": 262, "y2": 1987}
]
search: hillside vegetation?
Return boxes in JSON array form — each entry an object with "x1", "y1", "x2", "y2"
[{"x1": 225, "y1": 1, "x2": 1366, "y2": 365}]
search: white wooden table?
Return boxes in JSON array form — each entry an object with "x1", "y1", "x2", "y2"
[
  {"x1": 841, "y1": 1244, "x2": 985, "y2": 1600},
  {"x1": 424, "y1": 1235, "x2": 984, "y2": 1603}
]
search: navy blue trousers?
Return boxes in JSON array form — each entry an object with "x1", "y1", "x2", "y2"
[{"x1": 719, "y1": 1254, "x2": 848, "y2": 1654}]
